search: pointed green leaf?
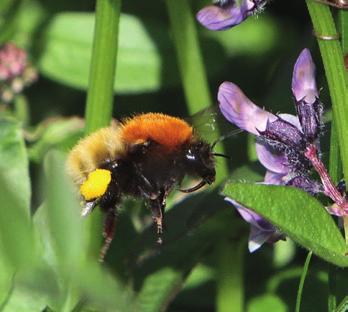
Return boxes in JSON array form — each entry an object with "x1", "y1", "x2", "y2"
[
  {"x1": 44, "y1": 151, "x2": 86, "y2": 272},
  {"x1": 0, "y1": 117, "x2": 30, "y2": 214},
  {"x1": 222, "y1": 183, "x2": 348, "y2": 267},
  {"x1": 0, "y1": 118, "x2": 33, "y2": 267}
]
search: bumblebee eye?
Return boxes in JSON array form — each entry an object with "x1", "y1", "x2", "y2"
[
  {"x1": 80, "y1": 169, "x2": 112, "y2": 201},
  {"x1": 186, "y1": 149, "x2": 196, "y2": 161}
]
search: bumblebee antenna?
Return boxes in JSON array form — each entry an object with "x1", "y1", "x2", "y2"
[
  {"x1": 211, "y1": 129, "x2": 243, "y2": 150},
  {"x1": 180, "y1": 180, "x2": 207, "y2": 193},
  {"x1": 213, "y1": 153, "x2": 230, "y2": 159}
]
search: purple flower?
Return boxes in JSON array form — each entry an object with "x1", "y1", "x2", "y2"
[
  {"x1": 226, "y1": 198, "x2": 284, "y2": 252},
  {"x1": 196, "y1": 0, "x2": 267, "y2": 31},
  {"x1": 218, "y1": 49, "x2": 323, "y2": 250}
]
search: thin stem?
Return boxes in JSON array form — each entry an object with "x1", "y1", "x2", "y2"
[
  {"x1": 328, "y1": 264, "x2": 337, "y2": 312},
  {"x1": 216, "y1": 239, "x2": 245, "y2": 312},
  {"x1": 85, "y1": 0, "x2": 121, "y2": 134},
  {"x1": 328, "y1": 120, "x2": 341, "y2": 186},
  {"x1": 165, "y1": 0, "x2": 228, "y2": 182},
  {"x1": 295, "y1": 251, "x2": 312, "y2": 312},
  {"x1": 306, "y1": 0, "x2": 348, "y2": 189},
  {"x1": 305, "y1": 144, "x2": 346, "y2": 208},
  {"x1": 14, "y1": 95, "x2": 29, "y2": 126}
]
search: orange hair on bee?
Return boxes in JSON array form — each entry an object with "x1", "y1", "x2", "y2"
[
  {"x1": 121, "y1": 113, "x2": 193, "y2": 151},
  {"x1": 66, "y1": 126, "x2": 125, "y2": 185}
]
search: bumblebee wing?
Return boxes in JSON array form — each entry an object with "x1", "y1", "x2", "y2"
[{"x1": 187, "y1": 105, "x2": 242, "y2": 145}]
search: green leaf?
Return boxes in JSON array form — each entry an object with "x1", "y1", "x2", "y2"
[
  {"x1": 75, "y1": 263, "x2": 137, "y2": 312},
  {"x1": 130, "y1": 188, "x2": 243, "y2": 312},
  {"x1": 137, "y1": 268, "x2": 182, "y2": 312},
  {"x1": 43, "y1": 151, "x2": 86, "y2": 273},
  {"x1": 39, "y1": 13, "x2": 177, "y2": 93},
  {"x1": 0, "y1": 0, "x2": 22, "y2": 44},
  {"x1": 0, "y1": 117, "x2": 30, "y2": 213},
  {"x1": 0, "y1": 284, "x2": 47, "y2": 312},
  {"x1": 0, "y1": 118, "x2": 33, "y2": 267},
  {"x1": 39, "y1": 12, "x2": 279, "y2": 94},
  {"x1": 28, "y1": 117, "x2": 84, "y2": 163},
  {"x1": 247, "y1": 294, "x2": 287, "y2": 312},
  {"x1": 37, "y1": 152, "x2": 137, "y2": 311},
  {"x1": 222, "y1": 183, "x2": 348, "y2": 267}
]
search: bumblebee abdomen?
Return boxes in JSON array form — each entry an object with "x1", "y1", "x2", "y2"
[{"x1": 66, "y1": 126, "x2": 125, "y2": 184}]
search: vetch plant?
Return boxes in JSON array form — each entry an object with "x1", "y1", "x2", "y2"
[
  {"x1": 197, "y1": 0, "x2": 268, "y2": 30},
  {"x1": 220, "y1": 48, "x2": 348, "y2": 269},
  {"x1": 218, "y1": 49, "x2": 326, "y2": 250}
]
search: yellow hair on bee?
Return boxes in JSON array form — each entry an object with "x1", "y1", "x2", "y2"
[
  {"x1": 80, "y1": 169, "x2": 112, "y2": 201},
  {"x1": 66, "y1": 126, "x2": 125, "y2": 185}
]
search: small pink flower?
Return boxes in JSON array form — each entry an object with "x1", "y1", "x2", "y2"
[{"x1": 0, "y1": 43, "x2": 37, "y2": 104}]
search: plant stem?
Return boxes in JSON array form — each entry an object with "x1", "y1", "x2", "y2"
[
  {"x1": 165, "y1": 0, "x2": 211, "y2": 115},
  {"x1": 328, "y1": 264, "x2": 337, "y2": 312},
  {"x1": 85, "y1": 0, "x2": 121, "y2": 134},
  {"x1": 216, "y1": 239, "x2": 245, "y2": 312},
  {"x1": 295, "y1": 251, "x2": 312, "y2": 312},
  {"x1": 165, "y1": 0, "x2": 228, "y2": 182},
  {"x1": 14, "y1": 95, "x2": 29, "y2": 126},
  {"x1": 306, "y1": 0, "x2": 348, "y2": 188},
  {"x1": 84, "y1": 0, "x2": 121, "y2": 260}
]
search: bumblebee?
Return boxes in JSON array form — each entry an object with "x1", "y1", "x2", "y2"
[{"x1": 66, "y1": 113, "x2": 219, "y2": 261}]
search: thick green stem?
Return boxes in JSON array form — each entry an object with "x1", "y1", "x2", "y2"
[
  {"x1": 216, "y1": 239, "x2": 245, "y2": 312},
  {"x1": 85, "y1": 0, "x2": 121, "y2": 134},
  {"x1": 165, "y1": 0, "x2": 228, "y2": 182},
  {"x1": 84, "y1": 0, "x2": 121, "y2": 260},
  {"x1": 306, "y1": 0, "x2": 348, "y2": 186},
  {"x1": 165, "y1": 0, "x2": 211, "y2": 115}
]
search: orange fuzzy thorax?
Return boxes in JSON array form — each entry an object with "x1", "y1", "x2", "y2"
[{"x1": 121, "y1": 113, "x2": 193, "y2": 151}]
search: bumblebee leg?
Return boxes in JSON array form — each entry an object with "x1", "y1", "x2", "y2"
[
  {"x1": 149, "y1": 199, "x2": 164, "y2": 244},
  {"x1": 149, "y1": 189, "x2": 169, "y2": 244},
  {"x1": 99, "y1": 208, "x2": 117, "y2": 262}
]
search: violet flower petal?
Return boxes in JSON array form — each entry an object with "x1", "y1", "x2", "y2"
[
  {"x1": 218, "y1": 81, "x2": 277, "y2": 135},
  {"x1": 249, "y1": 226, "x2": 275, "y2": 252},
  {"x1": 196, "y1": 0, "x2": 255, "y2": 31},
  {"x1": 225, "y1": 197, "x2": 280, "y2": 252},
  {"x1": 225, "y1": 198, "x2": 274, "y2": 231},
  {"x1": 255, "y1": 142, "x2": 289, "y2": 174},
  {"x1": 286, "y1": 175, "x2": 323, "y2": 195},
  {"x1": 292, "y1": 48, "x2": 318, "y2": 104},
  {"x1": 279, "y1": 113, "x2": 302, "y2": 130},
  {"x1": 264, "y1": 170, "x2": 286, "y2": 185}
]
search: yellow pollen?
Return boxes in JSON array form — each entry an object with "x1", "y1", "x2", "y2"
[{"x1": 80, "y1": 169, "x2": 112, "y2": 201}]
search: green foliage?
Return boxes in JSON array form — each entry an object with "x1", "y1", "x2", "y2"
[
  {"x1": 223, "y1": 183, "x2": 348, "y2": 267},
  {"x1": 38, "y1": 12, "x2": 279, "y2": 94},
  {"x1": 0, "y1": 0, "x2": 347, "y2": 311},
  {"x1": 0, "y1": 118, "x2": 33, "y2": 268}
]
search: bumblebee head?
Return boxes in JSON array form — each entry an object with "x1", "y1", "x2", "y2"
[
  {"x1": 80, "y1": 169, "x2": 112, "y2": 216},
  {"x1": 180, "y1": 140, "x2": 216, "y2": 193}
]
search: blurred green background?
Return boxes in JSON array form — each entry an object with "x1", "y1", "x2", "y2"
[{"x1": 0, "y1": 0, "x2": 346, "y2": 311}]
